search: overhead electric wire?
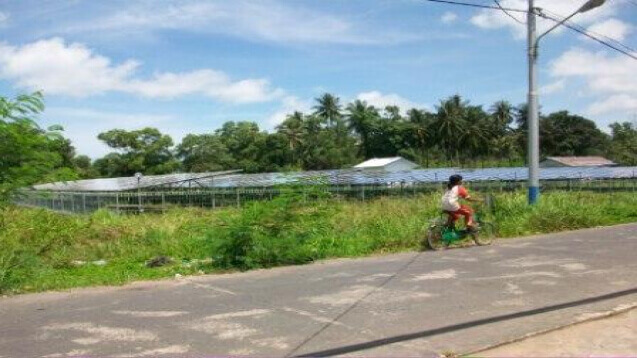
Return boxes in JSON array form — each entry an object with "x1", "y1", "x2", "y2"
[
  {"x1": 540, "y1": 8, "x2": 637, "y2": 54},
  {"x1": 421, "y1": 0, "x2": 527, "y2": 13},
  {"x1": 422, "y1": 0, "x2": 636, "y2": 60},
  {"x1": 538, "y1": 11, "x2": 637, "y2": 61},
  {"x1": 494, "y1": 0, "x2": 526, "y2": 24}
]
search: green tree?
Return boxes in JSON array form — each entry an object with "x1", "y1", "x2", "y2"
[
  {"x1": 177, "y1": 134, "x2": 233, "y2": 172},
  {"x1": 346, "y1": 100, "x2": 379, "y2": 158},
  {"x1": 313, "y1": 93, "x2": 342, "y2": 127},
  {"x1": 277, "y1": 112, "x2": 306, "y2": 166},
  {"x1": 608, "y1": 122, "x2": 637, "y2": 165},
  {"x1": 540, "y1": 111, "x2": 609, "y2": 156},
  {"x1": 0, "y1": 92, "x2": 77, "y2": 200},
  {"x1": 216, "y1": 121, "x2": 268, "y2": 173},
  {"x1": 72, "y1": 155, "x2": 99, "y2": 179},
  {"x1": 406, "y1": 108, "x2": 434, "y2": 167},
  {"x1": 461, "y1": 106, "x2": 491, "y2": 164},
  {"x1": 432, "y1": 95, "x2": 468, "y2": 163},
  {"x1": 95, "y1": 127, "x2": 179, "y2": 176}
]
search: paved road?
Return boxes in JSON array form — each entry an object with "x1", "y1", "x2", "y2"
[{"x1": 1, "y1": 224, "x2": 636, "y2": 357}]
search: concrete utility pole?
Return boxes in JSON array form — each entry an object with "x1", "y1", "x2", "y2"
[
  {"x1": 526, "y1": 0, "x2": 606, "y2": 204},
  {"x1": 527, "y1": 0, "x2": 539, "y2": 204}
]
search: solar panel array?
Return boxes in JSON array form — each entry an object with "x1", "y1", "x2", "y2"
[
  {"x1": 31, "y1": 170, "x2": 241, "y2": 192},
  {"x1": 29, "y1": 167, "x2": 637, "y2": 192},
  {"x1": 198, "y1": 166, "x2": 637, "y2": 188}
]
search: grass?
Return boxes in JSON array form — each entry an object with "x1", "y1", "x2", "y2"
[{"x1": 1, "y1": 190, "x2": 636, "y2": 294}]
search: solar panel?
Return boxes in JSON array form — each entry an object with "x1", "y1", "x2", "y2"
[
  {"x1": 31, "y1": 170, "x2": 241, "y2": 192},
  {"x1": 29, "y1": 167, "x2": 637, "y2": 192},
  {"x1": 198, "y1": 166, "x2": 637, "y2": 188}
]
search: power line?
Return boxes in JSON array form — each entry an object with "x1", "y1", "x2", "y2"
[
  {"x1": 421, "y1": 0, "x2": 527, "y2": 13},
  {"x1": 540, "y1": 8, "x2": 637, "y2": 54},
  {"x1": 538, "y1": 11, "x2": 637, "y2": 61},
  {"x1": 494, "y1": 0, "x2": 526, "y2": 24},
  {"x1": 422, "y1": 0, "x2": 636, "y2": 60},
  {"x1": 621, "y1": 0, "x2": 637, "y2": 7}
]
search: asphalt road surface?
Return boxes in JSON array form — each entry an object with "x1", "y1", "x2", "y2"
[{"x1": 1, "y1": 223, "x2": 636, "y2": 357}]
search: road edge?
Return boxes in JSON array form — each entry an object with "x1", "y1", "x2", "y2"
[{"x1": 466, "y1": 302, "x2": 637, "y2": 357}]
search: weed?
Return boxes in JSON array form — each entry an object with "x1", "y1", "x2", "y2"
[{"x1": 1, "y1": 190, "x2": 635, "y2": 294}]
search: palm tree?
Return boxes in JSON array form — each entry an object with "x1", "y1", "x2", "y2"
[
  {"x1": 277, "y1": 112, "x2": 305, "y2": 151},
  {"x1": 432, "y1": 95, "x2": 468, "y2": 163},
  {"x1": 490, "y1": 100, "x2": 514, "y2": 137},
  {"x1": 277, "y1": 111, "x2": 306, "y2": 166},
  {"x1": 346, "y1": 100, "x2": 379, "y2": 158},
  {"x1": 384, "y1": 105, "x2": 401, "y2": 121},
  {"x1": 461, "y1": 106, "x2": 491, "y2": 166},
  {"x1": 313, "y1": 93, "x2": 342, "y2": 127},
  {"x1": 407, "y1": 108, "x2": 433, "y2": 167}
]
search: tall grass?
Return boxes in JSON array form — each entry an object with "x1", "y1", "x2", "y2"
[{"x1": 1, "y1": 190, "x2": 636, "y2": 294}]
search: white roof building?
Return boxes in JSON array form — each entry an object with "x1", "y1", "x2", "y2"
[
  {"x1": 540, "y1": 156, "x2": 617, "y2": 168},
  {"x1": 354, "y1": 157, "x2": 419, "y2": 172}
]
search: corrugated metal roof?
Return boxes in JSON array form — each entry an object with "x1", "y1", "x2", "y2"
[
  {"x1": 198, "y1": 166, "x2": 637, "y2": 188},
  {"x1": 544, "y1": 156, "x2": 617, "y2": 167},
  {"x1": 354, "y1": 157, "x2": 404, "y2": 168},
  {"x1": 31, "y1": 170, "x2": 241, "y2": 192},
  {"x1": 29, "y1": 166, "x2": 637, "y2": 191}
]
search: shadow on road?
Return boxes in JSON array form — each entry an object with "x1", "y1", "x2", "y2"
[{"x1": 294, "y1": 287, "x2": 637, "y2": 357}]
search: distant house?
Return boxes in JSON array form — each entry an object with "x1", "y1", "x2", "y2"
[
  {"x1": 540, "y1": 156, "x2": 617, "y2": 168},
  {"x1": 354, "y1": 157, "x2": 419, "y2": 172}
]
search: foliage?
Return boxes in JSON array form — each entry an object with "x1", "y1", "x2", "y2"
[
  {"x1": 2, "y1": 91, "x2": 635, "y2": 191},
  {"x1": 0, "y1": 92, "x2": 82, "y2": 202},
  {"x1": 540, "y1": 111, "x2": 609, "y2": 156},
  {"x1": 212, "y1": 188, "x2": 337, "y2": 269},
  {"x1": 177, "y1": 134, "x2": 233, "y2": 172},
  {"x1": 1, "y1": 190, "x2": 636, "y2": 294},
  {"x1": 94, "y1": 127, "x2": 180, "y2": 176},
  {"x1": 608, "y1": 122, "x2": 637, "y2": 166}
]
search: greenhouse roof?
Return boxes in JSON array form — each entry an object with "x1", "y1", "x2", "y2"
[
  {"x1": 29, "y1": 166, "x2": 637, "y2": 192},
  {"x1": 198, "y1": 166, "x2": 637, "y2": 188},
  {"x1": 31, "y1": 170, "x2": 241, "y2": 192}
]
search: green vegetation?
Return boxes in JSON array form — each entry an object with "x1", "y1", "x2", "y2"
[
  {"x1": 2, "y1": 190, "x2": 636, "y2": 295},
  {"x1": 2, "y1": 93, "x2": 635, "y2": 197},
  {"x1": 0, "y1": 92, "x2": 82, "y2": 202}
]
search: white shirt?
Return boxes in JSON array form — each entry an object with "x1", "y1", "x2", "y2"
[{"x1": 441, "y1": 185, "x2": 468, "y2": 212}]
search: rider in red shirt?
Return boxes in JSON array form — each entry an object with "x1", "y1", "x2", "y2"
[{"x1": 441, "y1": 175, "x2": 480, "y2": 230}]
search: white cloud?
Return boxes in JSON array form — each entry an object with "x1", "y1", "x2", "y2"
[
  {"x1": 0, "y1": 11, "x2": 9, "y2": 27},
  {"x1": 266, "y1": 96, "x2": 311, "y2": 128},
  {"x1": 441, "y1": 12, "x2": 458, "y2": 24},
  {"x1": 470, "y1": 0, "x2": 620, "y2": 40},
  {"x1": 45, "y1": 107, "x2": 173, "y2": 127},
  {"x1": 356, "y1": 91, "x2": 423, "y2": 113},
  {"x1": 587, "y1": 94, "x2": 637, "y2": 116},
  {"x1": 0, "y1": 38, "x2": 282, "y2": 103},
  {"x1": 549, "y1": 48, "x2": 637, "y2": 115},
  {"x1": 59, "y1": 1, "x2": 419, "y2": 45},
  {"x1": 587, "y1": 18, "x2": 632, "y2": 42},
  {"x1": 540, "y1": 79, "x2": 565, "y2": 95}
]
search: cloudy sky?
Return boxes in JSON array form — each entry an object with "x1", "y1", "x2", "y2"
[{"x1": 1, "y1": 0, "x2": 635, "y2": 157}]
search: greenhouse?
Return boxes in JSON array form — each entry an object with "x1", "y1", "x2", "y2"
[{"x1": 16, "y1": 166, "x2": 637, "y2": 214}]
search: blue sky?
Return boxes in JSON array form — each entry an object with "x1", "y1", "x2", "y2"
[{"x1": 1, "y1": 0, "x2": 635, "y2": 157}]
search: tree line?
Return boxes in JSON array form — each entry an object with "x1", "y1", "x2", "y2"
[{"x1": 1, "y1": 92, "x2": 636, "y2": 198}]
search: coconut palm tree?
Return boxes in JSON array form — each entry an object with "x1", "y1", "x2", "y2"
[
  {"x1": 313, "y1": 93, "x2": 342, "y2": 127},
  {"x1": 407, "y1": 108, "x2": 433, "y2": 167},
  {"x1": 384, "y1": 105, "x2": 402, "y2": 121},
  {"x1": 490, "y1": 100, "x2": 514, "y2": 137},
  {"x1": 346, "y1": 100, "x2": 378, "y2": 158},
  {"x1": 432, "y1": 95, "x2": 468, "y2": 163},
  {"x1": 277, "y1": 112, "x2": 305, "y2": 151}
]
